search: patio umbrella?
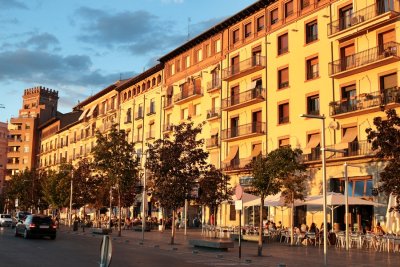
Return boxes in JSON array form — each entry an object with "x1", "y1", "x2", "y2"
[
  {"x1": 243, "y1": 192, "x2": 307, "y2": 207},
  {"x1": 385, "y1": 193, "x2": 400, "y2": 234}
]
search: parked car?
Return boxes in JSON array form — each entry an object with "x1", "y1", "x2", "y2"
[
  {"x1": 0, "y1": 214, "x2": 13, "y2": 227},
  {"x1": 12, "y1": 211, "x2": 31, "y2": 228},
  {"x1": 15, "y1": 215, "x2": 56, "y2": 240}
]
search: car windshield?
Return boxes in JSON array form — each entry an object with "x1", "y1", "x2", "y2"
[
  {"x1": 1, "y1": 214, "x2": 11, "y2": 218},
  {"x1": 32, "y1": 217, "x2": 52, "y2": 224}
]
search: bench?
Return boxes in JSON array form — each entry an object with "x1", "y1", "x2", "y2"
[
  {"x1": 92, "y1": 228, "x2": 112, "y2": 235},
  {"x1": 189, "y1": 239, "x2": 234, "y2": 251}
]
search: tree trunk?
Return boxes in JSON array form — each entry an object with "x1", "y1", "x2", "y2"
[
  {"x1": 118, "y1": 191, "x2": 122, "y2": 237},
  {"x1": 213, "y1": 208, "x2": 217, "y2": 238},
  {"x1": 82, "y1": 206, "x2": 86, "y2": 232},
  {"x1": 258, "y1": 195, "x2": 264, "y2": 256},
  {"x1": 290, "y1": 194, "x2": 294, "y2": 246},
  {"x1": 171, "y1": 210, "x2": 176, "y2": 245}
]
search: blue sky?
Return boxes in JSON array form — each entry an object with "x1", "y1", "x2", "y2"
[{"x1": 0, "y1": 0, "x2": 256, "y2": 122}]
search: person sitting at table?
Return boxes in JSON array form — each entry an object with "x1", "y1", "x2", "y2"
[
  {"x1": 375, "y1": 222, "x2": 385, "y2": 235},
  {"x1": 309, "y1": 222, "x2": 318, "y2": 233}
]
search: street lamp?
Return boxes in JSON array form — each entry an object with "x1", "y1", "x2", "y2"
[
  {"x1": 300, "y1": 114, "x2": 327, "y2": 266},
  {"x1": 69, "y1": 169, "x2": 74, "y2": 227}
]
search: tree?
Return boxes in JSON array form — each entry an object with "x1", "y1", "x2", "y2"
[
  {"x1": 268, "y1": 146, "x2": 308, "y2": 245},
  {"x1": 41, "y1": 169, "x2": 70, "y2": 211},
  {"x1": 197, "y1": 166, "x2": 231, "y2": 236},
  {"x1": 145, "y1": 121, "x2": 209, "y2": 244},
  {"x1": 366, "y1": 109, "x2": 400, "y2": 212},
  {"x1": 92, "y1": 125, "x2": 140, "y2": 236},
  {"x1": 249, "y1": 155, "x2": 281, "y2": 256}
]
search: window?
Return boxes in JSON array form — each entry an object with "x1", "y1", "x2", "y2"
[
  {"x1": 185, "y1": 55, "x2": 190, "y2": 68},
  {"x1": 306, "y1": 20, "x2": 318, "y2": 43},
  {"x1": 270, "y1": 9, "x2": 278, "y2": 25},
  {"x1": 285, "y1": 1, "x2": 294, "y2": 17},
  {"x1": 229, "y1": 205, "x2": 236, "y2": 221},
  {"x1": 24, "y1": 146, "x2": 29, "y2": 153},
  {"x1": 149, "y1": 98, "x2": 156, "y2": 114},
  {"x1": 339, "y1": 5, "x2": 353, "y2": 31},
  {"x1": 197, "y1": 49, "x2": 203, "y2": 62},
  {"x1": 215, "y1": 39, "x2": 221, "y2": 53},
  {"x1": 126, "y1": 108, "x2": 132, "y2": 123},
  {"x1": 279, "y1": 138, "x2": 290, "y2": 147},
  {"x1": 231, "y1": 56, "x2": 240, "y2": 75},
  {"x1": 170, "y1": 63, "x2": 175, "y2": 75},
  {"x1": 331, "y1": 177, "x2": 373, "y2": 197},
  {"x1": 278, "y1": 33, "x2": 288, "y2": 55},
  {"x1": 301, "y1": 0, "x2": 310, "y2": 9},
  {"x1": 307, "y1": 95, "x2": 320, "y2": 115},
  {"x1": 306, "y1": 57, "x2": 319, "y2": 80},
  {"x1": 378, "y1": 29, "x2": 396, "y2": 51},
  {"x1": 194, "y1": 104, "x2": 201, "y2": 116},
  {"x1": 136, "y1": 104, "x2": 143, "y2": 119},
  {"x1": 232, "y1": 29, "x2": 240, "y2": 44},
  {"x1": 256, "y1": 16, "x2": 264, "y2": 31},
  {"x1": 278, "y1": 67, "x2": 289, "y2": 89},
  {"x1": 25, "y1": 123, "x2": 30, "y2": 129},
  {"x1": 244, "y1": 23, "x2": 252, "y2": 38},
  {"x1": 278, "y1": 102, "x2": 289, "y2": 124},
  {"x1": 181, "y1": 108, "x2": 189, "y2": 120}
]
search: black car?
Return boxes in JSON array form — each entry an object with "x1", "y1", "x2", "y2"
[{"x1": 15, "y1": 215, "x2": 56, "y2": 240}]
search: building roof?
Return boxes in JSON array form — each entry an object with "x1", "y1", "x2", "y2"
[
  {"x1": 158, "y1": 0, "x2": 274, "y2": 62},
  {"x1": 115, "y1": 64, "x2": 164, "y2": 92},
  {"x1": 73, "y1": 83, "x2": 120, "y2": 110}
]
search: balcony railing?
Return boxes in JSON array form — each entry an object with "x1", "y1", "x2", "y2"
[
  {"x1": 221, "y1": 87, "x2": 265, "y2": 110},
  {"x1": 222, "y1": 158, "x2": 251, "y2": 172},
  {"x1": 133, "y1": 136, "x2": 143, "y2": 143},
  {"x1": 222, "y1": 55, "x2": 265, "y2": 81},
  {"x1": 173, "y1": 86, "x2": 203, "y2": 103},
  {"x1": 221, "y1": 122, "x2": 265, "y2": 140},
  {"x1": 206, "y1": 137, "x2": 219, "y2": 149},
  {"x1": 328, "y1": 3, "x2": 396, "y2": 36},
  {"x1": 303, "y1": 140, "x2": 372, "y2": 161},
  {"x1": 146, "y1": 131, "x2": 155, "y2": 140},
  {"x1": 206, "y1": 108, "x2": 221, "y2": 120},
  {"x1": 163, "y1": 97, "x2": 173, "y2": 108},
  {"x1": 135, "y1": 112, "x2": 144, "y2": 120},
  {"x1": 330, "y1": 87, "x2": 400, "y2": 116},
  {"x1": 162, "y1": 124, "x2": 173, "y2": 132},
  {"x1": 329, "y1": 42, "x2": 400, "y2": 77},
  {"x1": 207, "y1": 78, "x2": 222, "y2": 92},
  {"x1": 147, "y1": 105, "x2": 156, "y2": 115},
  {"x1": 307, "y1": 67, "x2": 319, "y2": 80}
]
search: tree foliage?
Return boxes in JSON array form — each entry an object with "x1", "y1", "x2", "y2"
[
  {"x1": 366, "y1": 109, "x2": 400, "y2": 211},
  {"x1": 41, "y1": 168, "x2": 70, "y2": 209}
]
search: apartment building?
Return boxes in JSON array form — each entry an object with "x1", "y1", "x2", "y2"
[
  {"x1": 30, "y1": 0, "x2": 399, "y2": 229},
  {"x1": 6, "y1": 87, "x2": 59, "y2": 179},
  {"x1": 0, "y1": 122, "x2": 8, "y2": 193}
]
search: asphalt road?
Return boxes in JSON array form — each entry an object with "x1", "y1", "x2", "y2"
[{"x1": 0, "y1": 226, "x2": 227, "y2": 267}]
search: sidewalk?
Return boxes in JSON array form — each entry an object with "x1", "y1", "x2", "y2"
[{"x1": 59, "y1": 225, "x2": 400, "y2": 267}]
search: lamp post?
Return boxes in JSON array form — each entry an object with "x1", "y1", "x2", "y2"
[
  {"x1": 69, "y1": 169, "x2": 74, "y2": 227},
  {"x1": 300, "y1": 114, "x2": 327, "y2": 266},
  {"x1": 142, "y1": 163, "x2": 147, "y2": 242}
]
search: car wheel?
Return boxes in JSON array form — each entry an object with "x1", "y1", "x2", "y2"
[
  {"x1": 50, "y1": 235, "x2": 56, "y2": 240},
  {"x1": 23, "y1": 229, "x2": 29, "y2": 239},
  {"x1": 14, "y1": 227, "x2": 19, "y2": 237}
]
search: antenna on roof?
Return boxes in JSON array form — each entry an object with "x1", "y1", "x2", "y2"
[{"x1": 187, "y1": 17, "x2": 191, "y2": 40}]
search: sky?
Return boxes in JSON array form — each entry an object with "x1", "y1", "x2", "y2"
[{"x1": 0, "y1": 0, "x2": 256, "y2": 122}]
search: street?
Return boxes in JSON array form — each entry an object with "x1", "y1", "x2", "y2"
[{"x1": 0, "y1": 226, "x2": 399, "y2": 267}]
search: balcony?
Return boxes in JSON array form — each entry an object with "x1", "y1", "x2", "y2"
[
  {"x1": 207, "y1": 78, "x2": 222, "y2": 93},
  {"x1": 330, "y1": 87, "x2": 400, "y2": 117},
  {"x1": 221, "y1": 122, "x2": 266, "y2": 142},
  {"x1": 206, "y1": 108, "x2": 221, "y2": 121},
  {"x1": 329, "y1": 42, "x2": 400, "y2": 78},
  {"x1": 173, "y1": 86, "x2": 203, "y2": 104},
  {"x1": 163, "y1": 97, "x2": 173, "y2": 109},
  {"x1": 222, "y1": 158, "x2": 251, "y2": 172},
  {"x1": 328, "y1": 3, "x2": 398, "y2": 36},
  {"x1": 222, "y1": 55, "x2": 265, "y2": 81},
  {"x1": 221, "y1": 87, "x2": 265, "y2": 111},
  {"x1": 162, "y1": 124, "x2": 173, "y2": 133},
  {"x1": 206, "y1": 137, "x2": 219, "y2": 149},
  {"x1": 146, "y1": 106, "x2": 156, "y2": 116},
  {"x1": 135, "y1": 112, "x2": 144, "y2": 120},
  {"x1": 146, "y1": 131, "x2": 155, "y2": 140},
  {"x1": 133, "y1": 136, "x2": 143, "y2": 143},
  {"x1": 303, "y1": 140, "x2": 372, "y2": 162}
]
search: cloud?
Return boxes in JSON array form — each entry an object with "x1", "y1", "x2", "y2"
[
  {"x1": 20, "y1": 33, "x2": 60, "y2": 51},
  {"x1": 74, "y1": 7, "x2": 186, "y2": 56},
  {"x1": 0, "y1": 0, "x2": 28, "y2": 10}
]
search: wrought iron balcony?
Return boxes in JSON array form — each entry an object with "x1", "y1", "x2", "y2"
[
  {"x1": 328, "y1": 3, "x2": 397, "y2": 36},
  {"x1": 222, "y1": 55, "x2": 265, "y2": 81},
  {"x1": 303, "y1": 140, "x2": 372, "y2": 162},
  {"x1": 330, "y1": 87, "x2": 400, "y2": 117},
  {"x1": 222, "y1": 158, "x2": 251, "y2": 172},
  {"x1": 205, "y1": 137, "x2": 219, "y2": 149},
  {"x1": 135, "y1": 111, "x2": 144, "y2": 120},
  {"x1": 221, "y1": 122, "x2": 265, "y2": 141},
  {"x1": 207, "y1": 78, "x2": 222, "y2": 93},
  {"x1": 329, "y1": 42, "x2": 400, "y2": 78},
  {"x1": 173, "y1": 86, "x2": 203, "y2": 104},
  {"x1": 221, "y1": 87, "x2": 265, "y2": 111},
  {"x1": 206, "y1": 108, "x2": 221, "y2": 120},
  {"x1": 163, "y1": 97, "x2": 173, "y2": 108}
]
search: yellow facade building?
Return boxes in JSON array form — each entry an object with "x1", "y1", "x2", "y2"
[{"x1": 34, "y1": 0, "x2": 399, "y2": 231}]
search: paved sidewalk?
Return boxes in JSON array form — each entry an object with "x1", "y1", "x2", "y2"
[{"x1": 59, "y1": 226, "x2": 399, "y2": 267}]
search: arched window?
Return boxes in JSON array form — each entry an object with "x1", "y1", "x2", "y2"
[
  {"x1": 128, "y1": 90, "x2": 131, "y2": 98},
  {"x1": 147, "y1": 80, "x2": 151, "y2": 89},
  {"x1": 137, "y1": 85, "x2": 141, "y2": 94},
  {"x1": 124, "y1": 92, "x2": 127, "y2": 101},
  {"x1": 133, "y1": 88, "x2": 136, "y2": 95}
]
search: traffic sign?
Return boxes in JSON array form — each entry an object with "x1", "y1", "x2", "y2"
[{"x1": 235, "y1": 185, "x2": 243, "y2": 200}]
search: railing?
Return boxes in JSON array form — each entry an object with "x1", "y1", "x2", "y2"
[
  {"x1": 328, "y1": 3, "x2": 396, "y2": 36},
  {"x1": 303, "y1": 140, "x2": 372, "y2": 161},
  {"x1": 162, "y1": 124, "x2": 173, "y2": 132},
  {"x1": 207, "y1": 78, "x2": 222, "y2": 92},
  {"x1": 146, "y1": 106, "x2": 156, "y2": 115},
  {"x1": 222, "y1": 55, "x2": 265, "y2": 80},
  {"x1": 278, "y1": 81, "x2": 289, "y2": 89},
  {"x1": 206, "y1": 137, "x2": 219, "y2": 148},
  {"x1": 221, "y1": 122, "x2": 265, "y2": 140},
  {"x1": 306, "y1": 33, "x2": 318, "y2": 43},
  {"x1": 221, "y1": 87, "x2": 265, "y2": 110},
  {"x1": 146, "y1": 131, "x2": 155, "y2": 139},
  {"x1": 173, "y1": 86, "x2": 203, "y2": 103},
  {"x1": 206, "y1": 108, "x2": 221, "y2": 120},
  {"x1": 329, "y1": 42, "x2": 400, "y2": 76},
  {"x1": 135, "y1": 112, "x2": 144, "y2": 120},
  {"x1": 222, "y1": 158, "x2": 252, "y2": 172},
  {"x1": 279, "y1": 116, "x2": 289, "y2": 124},
  {"x1": 163, "y1": 97, "x2": 173, "y2": 108},
  {"x1": 307, "y1": 66, "x2": 319, "y2": 80},
  {"x1": 330, "y1": 87, "x2": 400, "y2": 116}
]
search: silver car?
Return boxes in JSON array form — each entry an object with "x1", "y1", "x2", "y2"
[{"x1": 0, "y1": 214, "x2": 13, "y2": 227}]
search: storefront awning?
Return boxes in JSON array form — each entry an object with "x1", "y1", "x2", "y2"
[
  {"x1": 303, "y1": 133, "x2": 320, "y2": 154},
  {"x1": 222, "y1": 146, "x2": 238, "y2": 164},
  {"x1": 249, "y1": 143, "x2": 262, "y2": 159},
  {"x1": 78, "y1": 109, "x2": 89, "y2": 121},
  {"x1": 248, "y1": 80, "x2": 257, "y2": 90},
  {"x1": 336, "y1": 127, "x2": 357, "y2": 149},
  {"x1": 210, "y1": 128, "x2": 219, "y2": 136},
  {"x1": 86, "y1": 104, "x2": 98, "y2": 118}
]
